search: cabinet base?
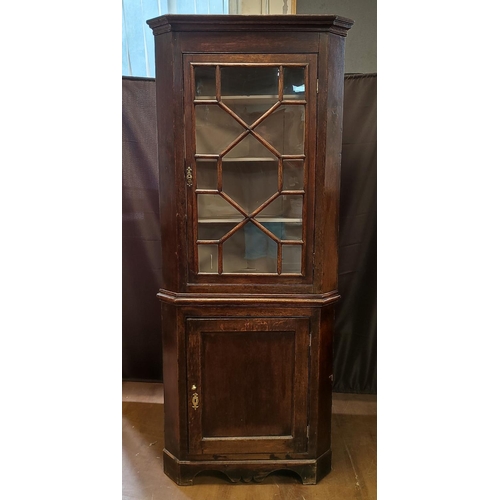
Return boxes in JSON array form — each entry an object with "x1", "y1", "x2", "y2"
[{"x1": 163, "y1": 449, "x2": 332, "y2": 485}]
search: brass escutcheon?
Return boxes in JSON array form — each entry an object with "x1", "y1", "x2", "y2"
[
  {"x1": 186, "y1": 166, "x2": 193, "y2": 187},
  {"x1": 191, "y1": 392, "x2": 199, "y2": 410}
]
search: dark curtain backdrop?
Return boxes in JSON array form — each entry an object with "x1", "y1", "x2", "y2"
[{"x1": 122, "y1": 73, "x2": 377, "y2": 394}]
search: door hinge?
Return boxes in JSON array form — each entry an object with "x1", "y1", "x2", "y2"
[
  {"x1": 316, "y1": 79, "x2": 319, "y2": 94},
  {"x1": 309, "y1": 333, "x2": 312, "y2": 347},
  {"x1": 307, "y1": 424, "x2": 310, "y2": 438}
]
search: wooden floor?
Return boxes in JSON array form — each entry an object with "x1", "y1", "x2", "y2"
[{"x1": 123, "y1": 381, "x2": 376, "y2": 499}]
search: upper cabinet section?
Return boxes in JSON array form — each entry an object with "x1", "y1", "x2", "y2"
[{"x1": 147, "y1": 15, "x2": 353, "y2": 295}]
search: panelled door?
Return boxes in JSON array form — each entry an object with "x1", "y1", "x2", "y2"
[
  {"x1": 186, "y1": 317, "x2": 310, "y2": 456},
  {"x1": 184, "y1": 53, "x2": 318, "y2": 283}
]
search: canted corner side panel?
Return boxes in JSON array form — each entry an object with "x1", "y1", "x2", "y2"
[
  {"x1": 160, "y1": 303, "x2": 183, "y2": 457},
  {"x1": 186, "y1": 317, "x2": 310, "y2": 456},
  {"x1": 313, "y1": 33, "x2": 346, "y2": 293},
  {"x1": 315, "y1": 304, "x2": 336, "y2": 456},
  {"x1": 154, "y1": 30, "x2": 188, "y2": 292}
]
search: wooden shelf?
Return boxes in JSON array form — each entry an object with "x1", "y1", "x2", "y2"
[
  {"x1": 195, "y1": 94, "x2": 304, "y2": 103},
  {"x1": 223, "y1": 157, "x2": 277, "y2": 162},
  {"x1": 196, "y1": 157, "x2": 277, "y2": 162},
  {"x1": 198, "y1": 217, "x2": 302, "y2": 223}
]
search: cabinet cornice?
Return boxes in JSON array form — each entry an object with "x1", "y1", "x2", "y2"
[{"x1": 147, "y1": 15, "x2": 354, "y2": 37}]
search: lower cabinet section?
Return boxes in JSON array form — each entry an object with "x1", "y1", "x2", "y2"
[{"x1": 159, "y1": 302, "x2": 337, "y2": 485}]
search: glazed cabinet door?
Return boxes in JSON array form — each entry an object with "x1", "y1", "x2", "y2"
[
  {"x1": 184, "y1": 54, "x2": 317, "y2": 285},
  {"x1": 186, "y1": 317, "x2": 310, "y2": 456}
]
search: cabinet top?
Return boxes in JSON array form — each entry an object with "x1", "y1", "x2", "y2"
[{"x1": 146, "y1": 14, "x2": 354, "y2": 37}]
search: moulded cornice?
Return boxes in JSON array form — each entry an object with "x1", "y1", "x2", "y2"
[{"x1": 147, "y1": 14, "x2": 354, "y2": 37}]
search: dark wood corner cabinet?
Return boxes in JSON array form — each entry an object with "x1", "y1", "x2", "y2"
[{"x1": 146, "y1": 14, "x2": 353, "y2": 485}]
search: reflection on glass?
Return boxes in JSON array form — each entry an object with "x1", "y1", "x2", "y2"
[
  {"x1": 221, "y1": 225, "x2": 245, "y2": 272},
  {"x1": 197, "y1": 194, "x2": 243, "y2": 220},
  {"x1": 198, "y1": 244, "x2": 218, "y2": 273},
  {"x1": 194, "y1": 66, "x2": 216, "y2": 99},
  {"x1": 195, "y1": 105, "x2": 245, "y2": 154},
  {"x1": 221, "y1": 66, "x2": 279, "y2": 97},
  {"x1": 222, "y1": 159, "x2": 278, "y2": 213},
  {"x1": 254, "y1": 105, "x2": 305, "y2": 155},
  {"x1": 223, "y1": 223, "x2": 277, "y2": 273},
  {"x1": 244, "y1": 223, "x2": 278, "y2": 270},
  {"x1": 282, "y1": 245, "x2": 302, "y2": 274},
  {"x1": 283, "y1": 67, "x2": 305, "y2": 99},
  {"x1": 283, "y1": 161, "x2": 304, "y2": 190},
  {"x1": 196, "y1": 160, "x2": 217, "y2": 189}
]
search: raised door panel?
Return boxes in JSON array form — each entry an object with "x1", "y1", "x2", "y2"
[{"x1": 186, "y1": 317, "x2": 310, "y2": 456}]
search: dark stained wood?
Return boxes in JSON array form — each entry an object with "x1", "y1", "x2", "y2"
[
  {"x1": 147, "y1": 14, "x2": 353, "y2": 486},
  {"x1": 147, "y1": 14, "x2": 354, "y2": 36},
  {"x1": 186, "y1": 317, "x2": 309, "y2": 456},
  {"x1": 179, "y1": 32, "x2": 320, "y2": 55},
  {"x1": 321, "y1": 33, "x2": 346, "y2": 292},
  {"x1": 157, "y1": 289, "x2": 341, "y2": 306},
  {"x1": 162, "y1": 449, "x2": 332, "y2": 486},
  {"x1": 160, "y1": 302, "x2": 181, "y2": 457}
]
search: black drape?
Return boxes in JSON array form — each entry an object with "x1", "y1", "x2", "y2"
[
  {"x1": 122, "y1": 73, "x2": 377, "y2": 393},
  {"x1": 334, "y1": 74, "x2": 377, "y2": 393},
  {"x1": 122, "y1": 76, "x2": 162, "y2": 381}
]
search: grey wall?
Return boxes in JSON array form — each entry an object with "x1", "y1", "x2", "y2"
[{"x1": 297, "y1": 0, "x2": 376, "y2": 74}]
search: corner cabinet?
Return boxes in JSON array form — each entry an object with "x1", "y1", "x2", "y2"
[{"x1": 146, "y1": 14, "x2": 353, "y2": 485}]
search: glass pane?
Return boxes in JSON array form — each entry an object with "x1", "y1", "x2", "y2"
[
  {"x1": 283, "y1": 160, "x2": 304, "y2": 190},
  {"x1": 254, "y1": 105, "x2": 305, "y2": 155},
  {"x1": 224, "y1": 134, "x2": 276, "y2": 160},
  {"x1": 282, "y1": 245, "x2": 302, "y2": 274},
  {"x1": 194, "y1": 66, "x2": 216, "y2": 99},
  {"x1": 283, "y1": 67, "x2": 305, "y2": 99},
  {"x1": 198, "y1": 244, "x2": 218, "y2": 273},
  {"x1": 195, "y1": 105, "x2": 245, "y2": 154},
  {"x1": 283, "y1": 222, "x2": 302, "y2": 241},
  {"x1": 196, "y1": 159, "x2": 218, "y2": 189},
  {"x1": 197, "y1": 194, "x2": 243, "y2": 220},
  {"x1": 284, "y1": 195, "x2": 303, "y2": 218},
  {"x1": 223, "y1": 223, "x2": 277, "y2": 273},
  {"x1": 198, "y1": 222, "x2": 239, "y2": 241},
  {"x1": 221, "y1": 66, "x2": 279, "y2": 97},
  {"x1": 256, "y1": 196, "x2": 285, "y2": 219},
  {"x1": 222, "y1": 101, "x2": 276, "y2": 127},
  {"x1": 222, "y1": 159, "x2": 278, "y2": 213},
  {"x1": 221, "y1": 225, "x2": 246, "y2": 273}
]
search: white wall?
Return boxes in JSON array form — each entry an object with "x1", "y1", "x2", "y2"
[{"x1": 297, "y1": 0, "x2": 377, "y2": 74}]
